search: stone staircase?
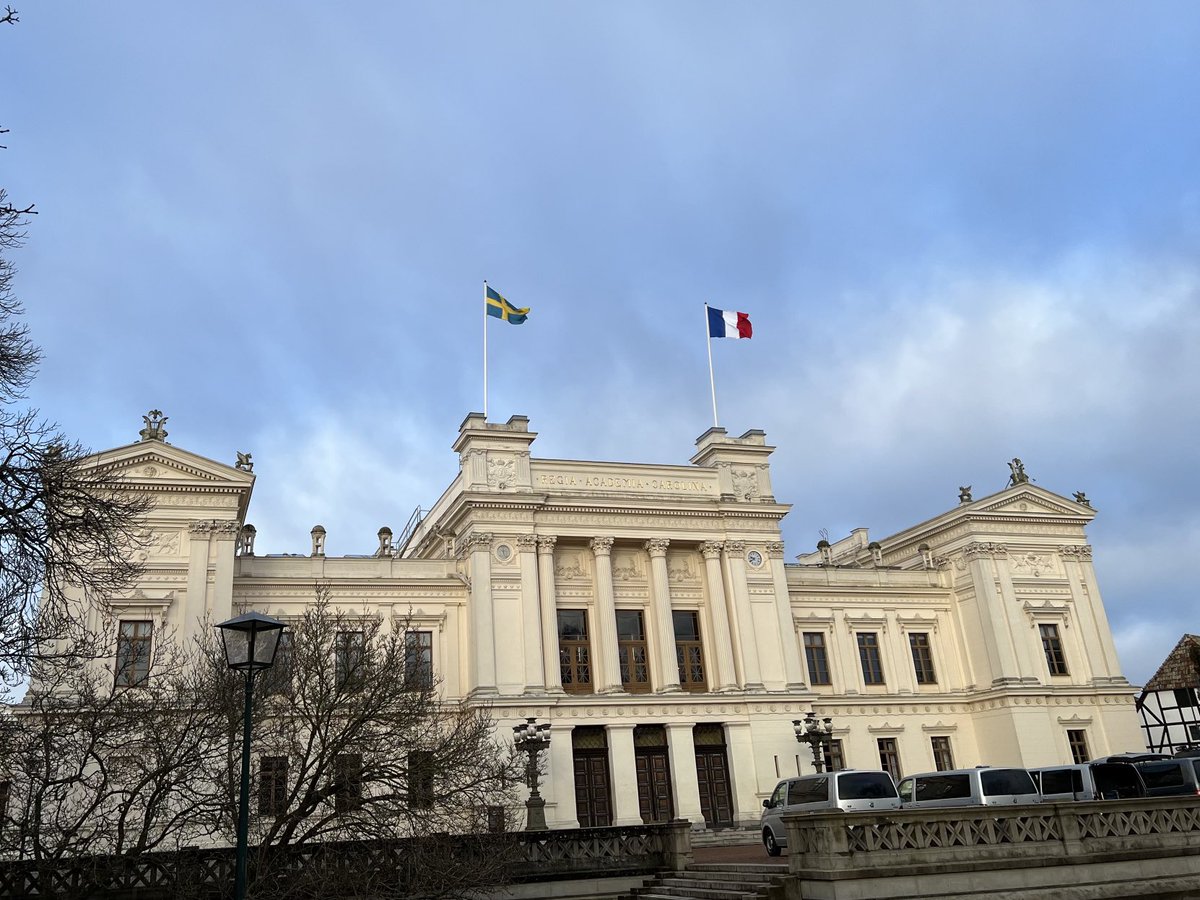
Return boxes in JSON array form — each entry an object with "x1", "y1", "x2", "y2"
[
  {"x1": 688, "y1": 827, "x2": 761, "y2": 848},
  {"x1": 623, "y1": 862, "x2": 790, "y2": 900}
]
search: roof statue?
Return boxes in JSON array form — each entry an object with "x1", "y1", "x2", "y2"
[
  {"x1": 958, "y1": 485, "x2": 972, "y2": 503},
  {"x1": 139, "y1": 409, "x2": 168, "y2": 442},
  {"x1": 1007, "y1": 457, "x2": 1029, "y2": 486},
  {"x1": 1074, "y1": 491, "x2": 1091, "y2": 507},
  {"x1": 235, "y1": 451, "x2": 254, "y2": 472}
]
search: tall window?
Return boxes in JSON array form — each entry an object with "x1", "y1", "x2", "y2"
[
  {"x1": 335, "y1": 630, "x2": 365, "y2": 690},
  {"x1": 857, "y1": 633, "x2": 885, "y2": 685},
  {"x1": 409, "y1": 751, "x2": 434, "y2": 809},
  {"x1": 262, "y1": 632, "x2": 293, "y2": 696},
  {"x1": 1174, "y1": 688, "x2": 1198, "y2": 708},
  {"x1": 404, "y1": 631, "x2": 433, "y2": 690},
  {"x1": 909, "y1": 633, "x2": 937, "y2": 685},
  {"x1": 616, "y1": 610, "x2": 650, "y2": 693},
  {"x1": 0, "y1": 778, "x2": 9, "y2": 833},
  {"x1": 877, "y1": 738, "x2": 901, "y2": 782},
  {"x1": 115, "y1": 620, "x2": 153, "y2": 687},
  {"x1": 333, "y1": 753, "x2": 363, "y2": 813},
  {"x1": 930, "y1": 736, "x2": 954, "y2": 771},
  {"x1": 558, "y1": 610, "x2": 592, "y2": 694},
  {"x1": 673, "y1": 610, "x2": 707, "y2": 691},
  {"x1": 1067, "y1": 729, "x2": 1090, "y2": 765},
  {"x1": 258, "y1": 756, "x2": 288, "y2": 817},
  {"x1": 1040, "y1": 624, "x2": 1069, "y2": 676},
  {"x1": 823, "y1": 739, "x2": 846, "y2": 772},
  {"x1": 804, "y1": 633, "x2": 832, "y2": 685}
]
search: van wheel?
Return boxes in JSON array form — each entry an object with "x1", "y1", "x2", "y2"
[{"x1": 763, "y1": 828, "x2": 782, "y2": 857}]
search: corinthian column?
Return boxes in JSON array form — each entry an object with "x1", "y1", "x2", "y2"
[
  {"x1": 591, "y1": 537, "x2": 623, "y2": 693},
  {"x1": 516, "y1": 534, "x2": 544, "y2": 692},
  {"x1": 537, "y1": 536, "x2": 565, "y2": 693},
  {"x1": 725, "y1": 541, "x2": 763, "y2": 690},
  {"x1": 645, "y1": 539, "x2": 682, "y2": 693},
  {"x1": 701, "y1": 541, "x2": 739, "y2": 691},
  {"x1": 767, "y1": 541, "x2": 807, "y2": 690},
  {"x1": 466, "y1": 532, "x2": 497, "y2": 696}
]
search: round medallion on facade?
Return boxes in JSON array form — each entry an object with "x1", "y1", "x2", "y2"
[
  {"x1": 495, "y1": 543, "x2": 513, "y2": 562},
  {"x1": 747, "y1": 549, "x2": 764, "y2": 568}
]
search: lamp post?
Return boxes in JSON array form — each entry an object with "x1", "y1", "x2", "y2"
[
  {"x1": 512, "y1": 717, "x2": 552, "y2": 831},
  {"x1": 793, "y1": 711, "x2": 834, "y2": 774},
  {"x1": 216, "y1": 611, "x2": 287, "y2": 900}
]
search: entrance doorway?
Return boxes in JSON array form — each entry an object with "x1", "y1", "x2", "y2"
[
  {"x1": 694, "y1": 723, "x2": 734, "y2": 827},
  {"x1": 572, "y1": 726, "x2": 612, "y2": 827},
  {"x1": 634, "y1": 725, "x2": 674, "y2": 823}
]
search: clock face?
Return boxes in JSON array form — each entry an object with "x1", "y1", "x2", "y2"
[
  {"x1": 495, "y1": 544, "x2": 513, "y2": 562},
  {"x1": 747, "y1": 550, "x2": 763, "y2": 568}
]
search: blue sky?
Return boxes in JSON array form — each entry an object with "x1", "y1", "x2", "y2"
[{"x1": 3, "y1": 3, "x2": 1198, "y2": 685}]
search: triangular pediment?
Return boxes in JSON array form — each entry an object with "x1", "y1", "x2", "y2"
[
  {"x1": 88, "y1": 441, "x2": 254, "y2": 489},
  {"x1": 976, "y1": 488, "x2": 1085, "y2": 518}
]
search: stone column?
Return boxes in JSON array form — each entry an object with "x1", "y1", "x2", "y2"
[
  {"x1": 725, "y1": 541, "x2": 763, "y2": 690},
  {"x1": 993, "y1": 554, "x2": 1039, "y2": 681},
  {"x1": 723, "y1": 722, "x2": 761, "y2": 826},
  {"x1": 767, "y1": 541, "x2": 807, "y2": 690},
  {"x1": 701, "y1": 542, "x2": 739, "y2": 691},
  {"x1": 466, "y1": 533, "x2": 498, "y2": 696},
  {"x1": 517, "y1": 535, "x2": 545, "y2": 693},
  {"x1": 537, "y1": 536, "x2": 565, "y2": 693},
  {"x1": 646, "y1": 539, "x2": 683, "y2": 693},
  {"x1": 886, "y1": 615, "x2": 914, "y2": 694},
  {"x1": 591, "y1": 537, "x2": 624, "y2": 694},
  {"x1": 185, "y1": 521, "x2": 214, "y2": 641},
  {"x1": 547, "y1": 723, "x2": 579, "y2": 829},
  {"x1": 607, "y1": 724, "x2": 642, "y2": 825},
  {"x1": 964, "y1": 543, "x2": 1020, "y2": 685},
  {"x1": 665, "y1": 723, "x2": 704, "y2": 826},
  {"x1": 211, "y1": 521, "x2": 239, "y2": 624},
  {"x1": 1062, "y1": 545, "x2": 1122, "y2": 681}
]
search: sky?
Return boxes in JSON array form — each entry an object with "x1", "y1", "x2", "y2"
[{"x1": 2, "y1": 3, "x2": 1198, "y2": 686}]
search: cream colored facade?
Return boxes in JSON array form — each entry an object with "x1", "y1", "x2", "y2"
[{"x1": 85, "y1": 412, "x2": 1143, "y2": 830}]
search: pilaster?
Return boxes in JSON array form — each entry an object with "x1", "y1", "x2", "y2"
[
  {"x1": 701, "y1": 542, "x2": 739, "y2": 691},
  {"x1": 547, "y1": 723, "x2": 579, "y2": 829},
  {"x1": 665, "y1": 723, "x2": 704, "y2": 826},
  {"x1": 537, "y1": 536, "x2": 565, "y2": 693},
  {"x1": 465, "y1": 532, "x2": 498, "y2": 696},
  {"x1": 725, "y1": 541, "x2": 763, "y2": 690},
  {"x1": 607, "y1": 724, "x2": 642, "y2": 825},
  {"x1": 517, "y1": 534, "x2": 545, "y2": 692},
  {"x1": 646, "y1": 539, "x2": 683, "y2": 693},
  {"x1": 767, "y1": 541, "x2": 806, "y2": 690},
  {"x1": 964, "y1": 542, "x2": 1021, "y2": 685},
  {"x1": 723, "y1": 722, "x2": 761, "y2": 826},
  {"x1": 591, "y1": 537, "x2": 624, "y2": 694}
]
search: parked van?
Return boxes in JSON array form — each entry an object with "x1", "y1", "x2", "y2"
[
  {"x1": 1133, "y1": 757, "x2": 1200, "y2": 797},
  {"x1": 760, "y1": 770, "x2": 900, "y2": 856},
  {"x1": 896, "y1": 768, "x2": 1040, "y2": 808},
  {"x1": 1030, "y1": 762, "x2": 1146, "y2": 801}
]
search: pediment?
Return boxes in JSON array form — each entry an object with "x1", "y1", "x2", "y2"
[
  {"x1": 974, "y1": 488, "x2": 1088, "y2": 518},
  {"x1": 88, "y1": 441, "x2": 254, "y2": 490}
]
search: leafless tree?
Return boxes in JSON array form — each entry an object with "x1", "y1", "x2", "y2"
[{"x1": 211, "y1": 588, "x2": 523, "y2": 899}]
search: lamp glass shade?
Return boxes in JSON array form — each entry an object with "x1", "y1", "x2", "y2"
[{"x1": 216, "y1": 612, "x2": 286, "y2": 672}]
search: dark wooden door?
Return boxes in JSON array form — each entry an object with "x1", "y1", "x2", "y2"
[
  {"x1": 573, "y1": 752, "x2": 612, "y2": 827},
  {"x1": 695, "y1": 748, "x2": 734, "y2": 826},
  {"x1": 635, "y1": 749, "x2": 674, "y2": 823}
]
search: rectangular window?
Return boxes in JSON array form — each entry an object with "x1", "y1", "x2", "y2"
[
  {"x1": 558, "y1": 610, "x2": 593, "y2": 694},
  {"x1": 1066, "y1": 729, "x2": 1090, "y2": 765},
  {"x1": 0, "y1": 778, "x2": 9, "y2": 832},
  {"x1": 616, "y1": 610, "x2": 650, "y2": 693},
  {"x1": 409, "y1": 750, "x2": 434, "y2": 809},
  {"x1": 115, "y1": 620, "x2": 153, "y2": 687},
  {"x1": 823, "y1": 739, "x2": 846, "y2": 772},
  {"x1": 873, "y1": 739, "x2": 902, "y2": 782},
  {"x1": 1040, "y1": 623, "x2": 1069, "y2": 676},
  {"x1": 857, "y1": 633, "x2": 885, "y2": 685},
  {"x1": 404, "y1": 630, "x2": 434, "y2": 690},
  {"x1": 804, "y1": 633, "x2": 832, "y2": 685},
  {"x1": 262, "y1": 632, "x2": 293, "y2": 696},
  {"x1": 1189, "y1": 724, "x2": 1200, "y2": 743},
  {"x1": 930, "y1": 736, "x2": 955, "y2": 771},
  {"x1": 1173, "y1": 687, "x2": 1198, "y2": 708},
  {"x1": 258, "y1": 756, "x2": 288, "y2": 817},
  {"x1": 909, "y1": 633, "x2": 937, "y2": 685},
  {"x1": 333, "y1": 753, "x2": 363, "y2": 813},
  {"x1": 335, "y1": 630, "x2": 365, "y2": 690},
  {"x1": 877, "y1": 738, "x2": 901, "y2": 782},
  {"x1": 673, "y1": 610, "x2": 707, "y2": 692}
]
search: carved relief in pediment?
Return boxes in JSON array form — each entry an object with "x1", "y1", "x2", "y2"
[
  {"x1": 731, "y1": 468, "x2": 759, "y2": 500},
  {"x1": 1011, "y1": 551, "x2": 1059, "y2": 578},
  {"x1": 611, "y1": 550, "x2": 644, "y2": 583},
  {"x1": 487, "y1": 454, "x2": 516, "y2": 490},
  {"x1": 554, "y1": 552, "x2": 588, "y2": 581},
  {"x1": 667, "y1": 552, "x2": 699, "y2": 585}
]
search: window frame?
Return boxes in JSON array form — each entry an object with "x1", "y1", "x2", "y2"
[
  {"x1": 823, "y1": 739, "x2": 846, "y2": 772},
  {"x1": 1040, "y1": 623, "x2": 1069, "y2": 676},
  {"x1": 408, "y1": 750, "x2": 435, "y2": 809},
  {"x1": 335, "y1": 630, "x2": 366, "y2": 690},
  {"x1": 909, "y1": 632, "x2": 937, "y2": 685},
  {"x1": 930, "y1": 736, "x2": 955, "y2": 771},
  {"x1": 877, "y1": 737, "x2": 901, "y2": 782},
  {"x1": 404, "y1": 630, "x2": 434, "y2": 691},
  {"x1": 857, "y1": 632, "x2": 885, "y2": 686},
  {"x1": 258, "y1": 755, "x2": 289, "y2": 817},
  {"x1": 673, "y1": 609, "x2": 707, "y2": 692},
  {"x1": 803, "y1": 632, "x2": 832, "y2": 686},
  {"x1": 616, "y1": 609, "x2": 651, "y2": 693},
  {"x1": 1066, "y1": 729, "x2": 1090, "y2": 765},
  {"x1": 333, "y1": 753, "x2": 364, "y2": 813},
  {"x1": 557, "y1": 609, "x2": 593, "y2": 695},
  {"x1": 115, "y1": 620, "x2": 154, "y2": 688}
]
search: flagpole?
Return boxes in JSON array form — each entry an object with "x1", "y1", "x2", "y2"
[
  {"x1": 704, "y1": 303, "x2": 719, "y2": 428},
  {"x1": 483, "y1": 280, "x2": 489, "y2": 420}
]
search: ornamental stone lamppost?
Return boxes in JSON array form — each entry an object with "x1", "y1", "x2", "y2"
[
  {"x1": 794, "y1": 711, "x2": 834, "y2": 774},
  {"x1": 216, "y1": 612, "x2": 287, "y2": 900},
  {"x1": 512, "y1": 717, "x2": 551, "y2": 831}
]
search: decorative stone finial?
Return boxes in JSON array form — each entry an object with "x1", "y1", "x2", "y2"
[
  {"x1": 377, "y1": 527, "x2": 393, "y2": 557},
  {"x1": 1073, "y1": 491, "x2": 1091, "y2": 507},
  {"x1": 958, "y1": 485, "x2": 972, "y2": 503},
  {"x1": 235, "y1": 451, "x2": 254, "y2": 472},
  {"x1": 139, "y1": 410, "x2": 168, "y2": 442},
  {"x1": 1007, "y1": 458, "x2": 1029, "y2": 486},
  {"x1": 237, "y1": 524, "x2": 256, "y2": 557},
  {"x1": 310, "y1": 525, "x2": 326, "y2": 557}
]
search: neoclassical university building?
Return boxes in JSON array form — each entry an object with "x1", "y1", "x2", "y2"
[{"x1": 88, "y1": 411, "x2": 1142, "y2": 830}]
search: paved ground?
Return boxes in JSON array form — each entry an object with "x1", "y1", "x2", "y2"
[{"x1": 693, "y1": 841, "x2": 788, "y2": 866}]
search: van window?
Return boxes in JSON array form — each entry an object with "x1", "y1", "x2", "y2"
[
  {"x1": 1091, "y1": 763, "x2": 1143, "y2": 799},
  {"x1": 1138, "y1": 761, "x2": 1185, "y2": 789},
  {"x1": 916, "y1": 773, "x2": 970, "y2": 802},
  {"x1": 1193, "y1": 760, "x2": 1200, "y2": 780},
  {"x1": 838, "y1": 772, "x2": 897, "y2": 800},
  {"x1": 898, "y1": 778, "x2": 913, "y2": 803},
  {"x1": 789, "y1": 777, "x2": 827, "y2": 804},
  {"x1": 1039, "y1": 768, "x2": 1082, "y2": 795},
  {"x1": 981, "y1": 769, "x2": 1036, "y2": 796}
]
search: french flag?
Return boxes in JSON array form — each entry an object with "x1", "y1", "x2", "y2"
[{"x1": 707, "y1": 305, "x2": 753, "y2": 339}]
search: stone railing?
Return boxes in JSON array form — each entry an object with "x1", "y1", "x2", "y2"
[{"x1": 784, "y1": 796, "x2": 1200, "y2": 888}]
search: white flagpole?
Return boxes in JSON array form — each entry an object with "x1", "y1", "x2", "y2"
[
  {"x1": 705, "y1": 303, "x2": 719, "y2": 428},
  {"x1": 483, "y1": 280, "x2": 489, "y2": 420}
]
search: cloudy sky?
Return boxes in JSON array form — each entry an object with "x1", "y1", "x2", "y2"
[{"x1": 3, "y1": 3, "x2": 1198, "y2": 685}]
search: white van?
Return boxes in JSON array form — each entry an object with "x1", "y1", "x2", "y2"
[
  {"x1": 897, "y1": 767, "x2": 1040, "y2": 808},
  {"x1": 1030, "y1": 762, "x2": 1146, "y2": 801},
  {"x1": 760, "y1": 770, "x2": 900, "y2": 856}
]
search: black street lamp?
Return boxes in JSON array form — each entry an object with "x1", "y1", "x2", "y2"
[
  {"x1": 216, "y1": 611, "x2": 287, "y2": 900},
  {"x1": 793, "y1": 711, "x2": 834, "y2": 774},
  {"x1": 512, "y1": 717, "x2": 552, "y2": 831}
]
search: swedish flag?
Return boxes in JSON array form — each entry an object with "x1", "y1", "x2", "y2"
[{"x1": 485, "y1": 285, "x2": 529, "y2": 325}]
